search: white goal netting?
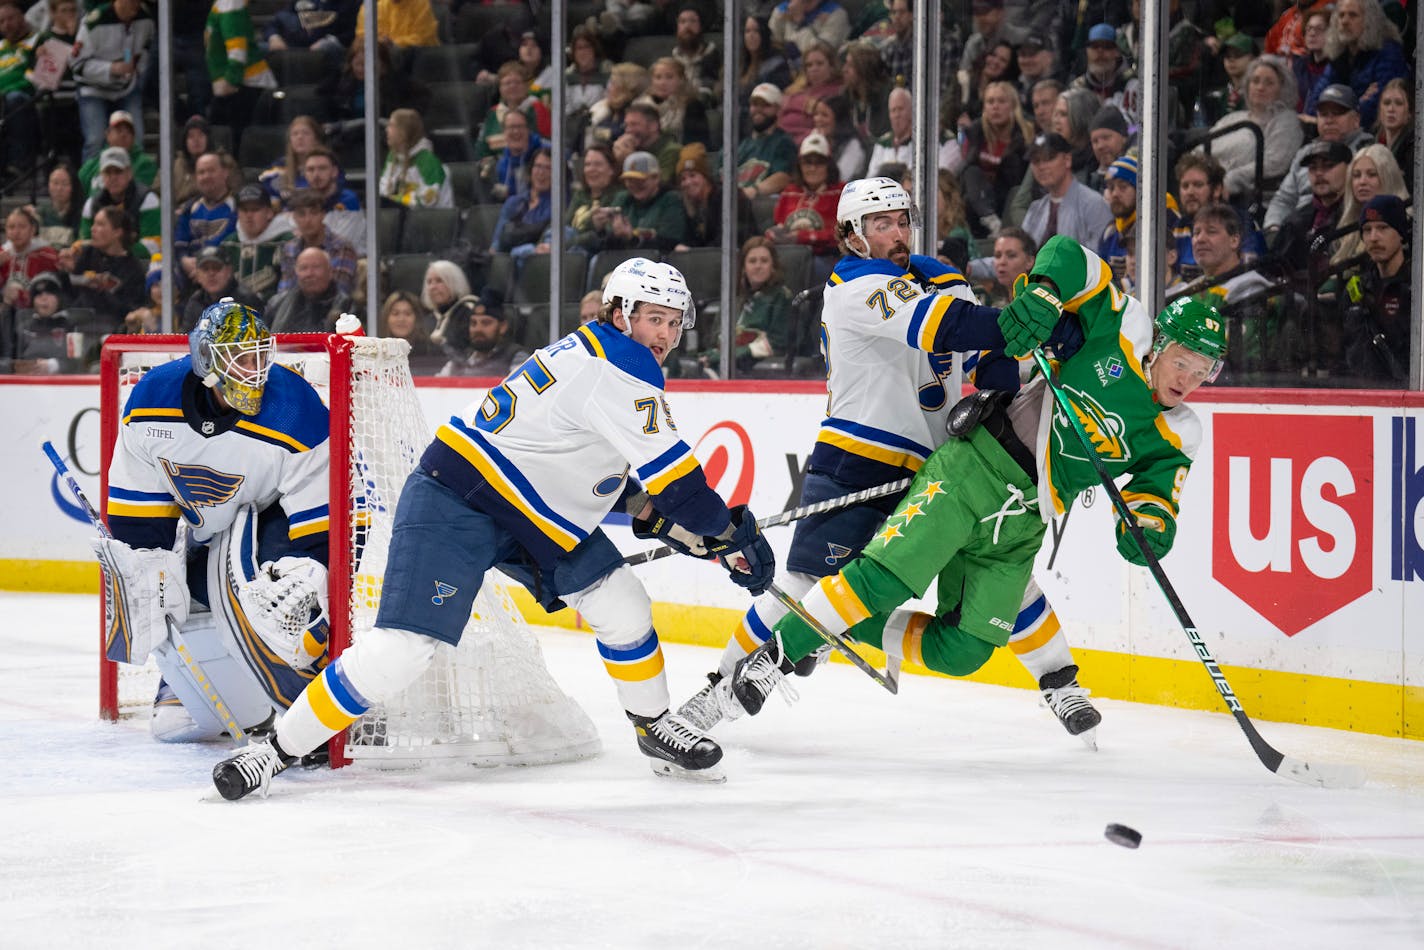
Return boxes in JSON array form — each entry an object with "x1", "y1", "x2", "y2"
[{"x1": 102, "y1": 334, "x2": 601, "y2": 768}]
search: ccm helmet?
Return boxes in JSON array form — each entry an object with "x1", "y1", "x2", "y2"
[
  {"x1": 190, "y1": 299, "x2": 274, "y2": 416},
  {"x1": 1152, "y1": 297, "x2": 1227, "y2": 382},
  {"x1": 835, "y1": 176, "x2": 920, "y2": 258},
  {"x1": 601, "y1": 257, "x2": 696, "y2": 348}
]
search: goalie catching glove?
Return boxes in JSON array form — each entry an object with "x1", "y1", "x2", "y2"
[
  {"x1": 236, "y1": 556, "x2": 329, "y2": 670},
  {"x1": 93, "y1": 524, "x2": 191, "y2": 665},
  {"x1": 1115, "y1": 501, "x2": 1176, "y2": 566},
  {"x1": 998, "y1": 274, "x2": 1063, "y2": 358}
]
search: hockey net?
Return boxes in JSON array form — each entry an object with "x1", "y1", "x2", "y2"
[{"x1": 97, "y1": 333, "x2": 601, "y2": 768}]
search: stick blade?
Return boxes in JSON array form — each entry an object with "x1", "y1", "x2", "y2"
[{"x1": 1277, "y1": 755, "x2": 1367, "y2": 789}]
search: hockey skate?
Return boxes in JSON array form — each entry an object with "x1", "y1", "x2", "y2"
[
  {"x1": 1039, "y1": 665, "x2": 1101, "y2": 750},
  {"x1": 629, "y1": 710, "x2": 725, "y2": 782},
  {"x1": 676, "y1": 672, "x2": 743, "y2": 732},
  {"x1": 212, "y1": 738, "x2": 297, "y2": 800},
  {"x1": 730, "y1": 638, "x2": 798, "y2": 717}
]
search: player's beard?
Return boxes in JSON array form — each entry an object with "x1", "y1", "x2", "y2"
[{"x1": 889, "y1": 243, "x2": 910, "y2": 268}]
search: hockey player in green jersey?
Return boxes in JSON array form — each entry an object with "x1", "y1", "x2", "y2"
[{"x1": 722, "y1": 235, "x2": 1228, "y2": 724}]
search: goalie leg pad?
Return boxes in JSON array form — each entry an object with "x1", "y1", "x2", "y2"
[
  {"x1": 564, "y1": 565, "x2": 669, "y2": 719},
  {"x1": 150, "y1": 613, "x2": 276, "y2": 742}
]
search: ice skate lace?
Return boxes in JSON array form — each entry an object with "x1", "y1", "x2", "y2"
[
  {"x1": 652, "y1": 713, "x2": 705, "y2": 752},
  {"x1": 745, "y1": 635, "x2": 800, "y2": 708},
  {"x1": 1043, "y1": 682, "x2": 1093, "y2": 718},
  {"x1": 232, "y1": 742, "x2": 284, "y2": 798},
  {"x1": 978, "y1": 484, "x2": 1030, "y2": 544}
]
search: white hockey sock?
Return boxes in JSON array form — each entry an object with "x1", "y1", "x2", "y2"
[
  {"x1": 1007, "y1": 594, "x2": 1076, "y2": 682},
  {"x1": 716, "y1": 572, "x2": 814, "y2": 677}
]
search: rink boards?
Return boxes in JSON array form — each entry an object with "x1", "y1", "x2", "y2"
[{"x1": 2, "y1": 375, "x2": 1421, "y2": 740}]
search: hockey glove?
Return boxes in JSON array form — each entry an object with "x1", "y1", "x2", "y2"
[
  {"x1": 92, "y1": 524, "x2": 191, "y2": 665},
  {"x1": 997, "y1": 274, "x2": 1063, "y2": 358},
  {"x1": 705, "y1": 505, "x2": 776, "y2": 596},
  {"x1": 631, "y1": 510, "x2": 713, "y2": 559},
  {"x1": 1115, "y1": 502, "x2": 1176, "y2": 566},
  {"x1": 237, "y1": 557, "x2": 330, "y2": 670}
]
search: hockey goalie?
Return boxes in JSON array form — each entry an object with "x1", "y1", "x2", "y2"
[{"x1": 94, "y1": 300, "x2": 332, "y2": 742}]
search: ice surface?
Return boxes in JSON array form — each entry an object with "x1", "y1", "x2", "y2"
[{"x1": 2, "y1": 591, "x2": 1422, "y2": 949}]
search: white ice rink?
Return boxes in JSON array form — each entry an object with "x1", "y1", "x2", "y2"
[{"x1": 2, "y1": 590, "x2": 1422, "y2": 950}]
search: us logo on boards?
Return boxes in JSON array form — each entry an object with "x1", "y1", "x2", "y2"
[{"x1": 1212, "y1": 413, "x2": 1373, "y2": 636}]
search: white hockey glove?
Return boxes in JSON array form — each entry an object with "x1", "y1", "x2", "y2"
[
  {"x1": 92, "y1": 525, "x2": 190, "y2": 665},
  {"x1": 237, "y1": 556, "x2": 330, "y2": 671}
]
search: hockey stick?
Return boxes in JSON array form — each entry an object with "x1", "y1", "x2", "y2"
[
  {"x1": 1027, "y1": 351, "x2": 1364, "y2": 789},
  {"x1": 42, "y1": 441, "x2": 248, "y2": 742},
  {"x1": 766, "y1": 582, "x2": 898, "y2": 694},
  {"x1": 623, "y1": 477, "x2": 913, "y2": 567}
]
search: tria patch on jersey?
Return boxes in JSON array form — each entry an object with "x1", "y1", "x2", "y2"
[
  {"x1": 159, "y1": 458, "x2": 245, "y2": 527},
  {"x1": 1093, "y1": 356, "x2": 1125, "y2": 384}
]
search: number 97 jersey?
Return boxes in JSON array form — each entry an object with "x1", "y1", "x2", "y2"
[
  {"x1": 421, "y1": 320, "x2": 728, "y2": 569},
  {"x1": 810, "y1": 254, "x2": 982, "y2": 488}
]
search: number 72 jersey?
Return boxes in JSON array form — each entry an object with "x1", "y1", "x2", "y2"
[{"x1": 421, "y1": 320, "x2": 729, "y2": 568}]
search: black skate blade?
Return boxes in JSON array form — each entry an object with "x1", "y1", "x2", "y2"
[{"x1": 649, "y1": 759, "x2": 726, "y2": 784}]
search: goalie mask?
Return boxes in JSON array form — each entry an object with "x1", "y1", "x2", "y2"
[
  {"x1": 1151, "y1": 297, "x2": 1228, "y2": 383},
  {"x1": 601, "y1": 257, "x2": 696, "y2": 350},
  {"x1": 190, "y1": 299, "x2": 274, "y2": 416},
  {"x1": 836, "y1": 177, "x2": 921, "y2": 258}
]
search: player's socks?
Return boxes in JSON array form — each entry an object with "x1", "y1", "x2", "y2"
[{"x1": 629, "y1": 710, "x2": 724, "y2": 782}]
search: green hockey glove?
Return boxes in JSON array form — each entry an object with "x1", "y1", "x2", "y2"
[
  {"x1": 997, "y1": 273, "x2": 1063, "y2": 358},
  {"x1": 1115, "y1": 501, "x2": 1176, "y2": 566}
]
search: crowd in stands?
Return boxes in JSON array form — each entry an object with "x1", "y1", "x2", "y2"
[{"x1": 0, "y1": 0, "x2": 1416, "y2": 387}]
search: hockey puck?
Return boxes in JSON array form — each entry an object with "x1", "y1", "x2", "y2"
[{"x1": 1104, "y1": 823, "x2": 1142, "y2": 849}]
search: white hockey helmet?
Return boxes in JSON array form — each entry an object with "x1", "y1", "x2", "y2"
[
  {"x1": 601, "y1": 257, "x2": 696, "y2": 348},
  {"x1": 835, "y1": 176, "x2": 921, "y2": 258}
]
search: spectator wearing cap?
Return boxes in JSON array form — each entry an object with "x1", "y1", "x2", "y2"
[
  {"x1": 1200, "y1": 54, "x2": 1302, "y2": 199},
  {"x1": 171, "y1": 114, "x2": 242, "y2": 207},
  {"x1": 671, "y1": 4, "x2": 718, "y2": 102},
  {"x1": 79, "y1": 146, "x2": 160, "y2": 260},
  {"x1": 675, "y1": 142, "x2": 721, "y2": 250},
  {"x1": 0, "y1": 1, "x2": 38, "y2": 181},
  {"x1": 267, "y1": 245, "x2": 353, "y2": 334},
  {"x1": 737, "y1": 83, "x2": 796, "y2": 201},
  {"x1": 607, "y1": 151, "x2": 688, "y2": 253},
  {"x1": 1070, "y1": 22, "x2": 1140, "y2": 123},
  {"x1": 957, "y1": 80, "x2": 1032, "y2": 236},
  {"x1": 277, "y1": 188, "x2": 358, "y2": 297},
  {"x1": 1200, "y1": 31, "x2": 1255, "y2": 125},
  {"x1": 770, "y1": 0, "x2": 850, "y2": 63},
  {"x1": 612, "y1": 101, "x2": 680, "y2": 186},
  {"x1": 1304, "y1": 0, "x2": 1408, "y2": 130},
  {"x1": 175, "y1": 153, "x2": 238, "y2": 282},
  {"x1": 1096, "y1": 154, "x2": 1142, "y2": 285},
  {"x1": 1086, "y1": 104, "x2": 1129, "y2": 193},
  {"x1": 0, "y1": 205, "x2": 59, "y2": 310},
  {"x1": 69, "y1": 0, "x2": 153, "y2": 161},
  {"x1": 1015, "y1": 36, "x2": 1060, "y2": 105},
  {"x1": 1275, "y1": 138, "x2": 1352, "y2": 274},
  {"x1": 76, "y1": 110, "x2": 157, "y2": 198},
  {"x1": 1021, "y1": 132, "x2": 1112, "y2": 249},
  {"x1": 442, "y1": 290, "x2": 529, "y2": 379},
  {"x1": 1265, "y1": 83, "x2": 1374, "y2": 232},
  {"x1": 221, "y1": 183, "x2": 293, "y2": 303},
  {"x1": 516, "y1": 30, "x2": 556, "y2": 96},
  {"x1": 777, "y1": 41, "x2": 840, "y2": 146},
  {"x1": 767, "y1": 131, "x2": 843, "y2": 257},
  {"x1": 205, "y1": 0, "x2": 277, "y2": 154},
  {"x1": 867, "y1": 87, "x2": 914, "y2": 179},
  {"x1": 263, "y1": 0, "x2": 356, "y2": 59},
  {"x1": 180, "y1": 246, "x2": 262, "y2": 332},
  {"x1": 1342, "y1": 194, "x2": 1411, "y2": 383},
  {"x1": 738, "y1": 17, "x2": 792, "y2": 135},
  {"x1": 0, "y1": 270, "x2": 78, "y2": 374}
]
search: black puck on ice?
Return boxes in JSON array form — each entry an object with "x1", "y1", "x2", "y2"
[{"x1": 1104, "y1": 823, "x2": 1142, "y2": 849}]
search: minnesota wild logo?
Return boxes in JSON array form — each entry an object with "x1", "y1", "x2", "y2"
[{"x1": 1051, "y1": 388, "x2": 1130, "y2": 464}]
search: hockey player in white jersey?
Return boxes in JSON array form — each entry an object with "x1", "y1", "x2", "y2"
[
  {"x1": 679, "y1": 177, "x2": 1102, "y2": 744},
  {"x1": 95, "y1": 300, "x2": 333, "y2": 743},
  {"x1": 212, "y1": 258, "x2": 776, "y2": 799}
]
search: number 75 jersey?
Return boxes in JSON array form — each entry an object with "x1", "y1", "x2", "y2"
[{"x1": 421, "y1": 320, "x2": 728, "y2": 567}]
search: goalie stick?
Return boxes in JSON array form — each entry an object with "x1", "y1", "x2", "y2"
[
  {"x1": 1028, "y1": 350, "x2": 1364, "y2": 789},
  {"x1": 623, "y1": 477, "x2": 914, "y2": 567},
  {"x1": 42, "y1": 441, "x2": 248, "y2": 742}
]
